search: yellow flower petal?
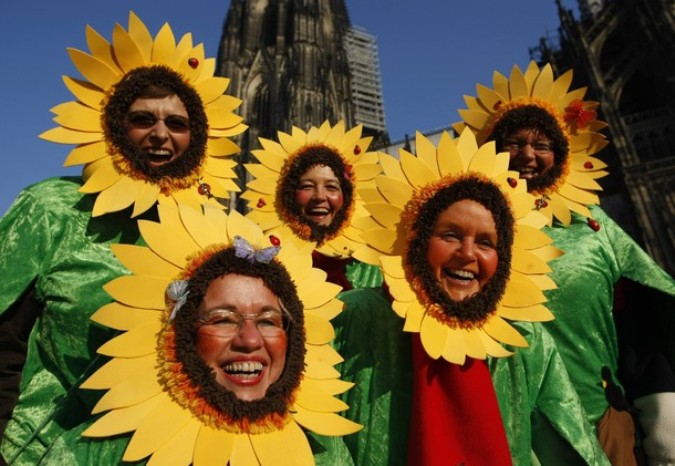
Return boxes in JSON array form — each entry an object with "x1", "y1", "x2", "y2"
[
  {"x1": 501, "y1": 273, "x2": 547, "y2": 308},
  {"x1": 498, "y1": 303, "x2": 554, "y2": 322},
  {"x1": 511, "y1": 248, "x2": 552, "y2": 274},
  {"x1": 124, "y1": 396, "x2": 193, "y2": 462},
  {"x1": 80, "y1": 158, "x2": 121, "y2": 193},
  {"x1": 483, "y1": 315, "x2": 528, "y2": 347},
  {"x1": 296, "y1": 379, "x2": 349, "y2": 413},
  {"x1": 62, "y1": 141, "x2": 107, "y2": 167},
  {"x1": 91, "y1": 302, "x2": 161, "y2": 331},
  {"x1": 104, "y1": 275, "x2": 168, "y2": 309},
  {"x1": 292, "y1": 409, "x2": 362, "y2": 436},
  {"x1": 93, "y1": 369, "x2": 161, "y2": 414},
  {"x1": 420, "y1": 314, "x2": 448, "y2": 360},
  {"x1": 374, "y1": 175, "x2": 414, "y2": 207},
  {"x1": 83, "y1": 394, "x2": 163, "y2": 437},
  {"x1": 96, "y1": 320, "x2": 162, "y2": 357},
  {"x1": 92, "y1": 176, "x2": 142, "y2": 217},
  {"x1": 229, "y1": 435, "x2": 260, "y2": 466},
  {"x1": 146, "y1": 421, "x2": 200, "y2": 466},
  {"x1": 52, "y1": 102, "x2": 103, "y2": 132},
  {"x1": 305, "y1": 313, "x2": 335, "y2": 345},
  {"x1": 193, "y1": 425, "x2": 233, "y2": 466},
  {"x1": 441, "y1": 327, "x2": 467, "y2": 365},
  {"x1": 40, "y1": 126, "x2": 102, "y2": 145},
  {"x1": 400, "y1": 150, "x2": 437, "y2": 188},
  {"x1": 81, "y1": 353, "x2": 156, "y2": 390}
]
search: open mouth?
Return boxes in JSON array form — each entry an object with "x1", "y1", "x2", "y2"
[
  {"x1": 222, "y1": 361, "x2": 264, "y2": 381},
  {"x1": 306, "y1": 207, "x2": 331, "y2": 223},
  {"x1": 442, "y1": 268, "x2": 476, "y2": 283},
  {"x1": 516, "y1": 167, "x2": 539, "y2": 179},
  {"x1": 145, "y1": 148, "x2": 175, "y2": 166}
]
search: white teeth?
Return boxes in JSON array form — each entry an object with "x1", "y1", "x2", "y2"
[
  {"x1": 223, "y1": 362, "x2": 263, "y2": 374},
  {"x1": 446, "y1": 269, "x2": 475, "y2": 280},
  {"x1": 146, "y1": 148, "x2": 172, "y2": 156},
  {"x1": 309, "y1": 208, "x2": 329, "y2": 214}
]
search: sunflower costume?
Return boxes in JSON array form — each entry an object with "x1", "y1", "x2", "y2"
[
  {"x1": 40, "y1": 11, "x2": 246, "y2": 217},
  {"x1": 33, "y1": 205, "x2": 359, "y2": 465},
  {"x1": 452, "y1": 61, "x2": 607, "y2": 227},
  {"x1": 0, "y1": 13, "x2": 245, "y2": 464},
  {"x1": 332, "y1": 129, "x2": 609, "y2": 465},
  {"x1": 454, "y1": 62, "x2": 675, "y2": 465},
  {"x1": 242, "y1": 121, "x2": 383, "y2": 290}
]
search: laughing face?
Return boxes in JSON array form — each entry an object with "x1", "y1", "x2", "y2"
[
  {"x1": 126, "y1": 95, "x2": 191, "y2": 168},
  {"x1": 501, "y1": 128, "x2": 554, "y2": 184},
  {"x1": 195, "y1": 274, "x2": 287, "y2": 401},
  {"x1": 426, "y1": 200, "x2": 499, "y2": 302},
  {"x1": 294, "y1": 164, "x2": 345, "y2": 226}
]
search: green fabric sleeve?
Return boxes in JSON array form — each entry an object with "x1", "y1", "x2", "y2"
[
  {"x1": 332, "y1": 287, "x2": 412, "y2": 466},
  {"x1": 0, "y1": 185, "x2": 53, "y2": 315},
  {"x1": 490, "y1": 323, "x2": 611, "y2": 466},
  {"x1": 345, "y1": 261, "x2": 383, "y2": 290}
]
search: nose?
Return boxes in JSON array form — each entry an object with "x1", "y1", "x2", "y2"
[
  {"x1": 456, "y1": 238, "x2": 477, "y2": 261},
  {"x1": 231, "y1": 319, "x2": 264, "y2": 350},
  {"x1": 149, "y1": 121, "x2": 169, "y2": 140},
  {"x1": 518, "y1": 143, "x2": 536, "y2": 161},
  {"x1": 312, "y1": 187, "x2": 328, "y2": 200}
]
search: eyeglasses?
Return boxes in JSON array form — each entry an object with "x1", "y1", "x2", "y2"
[
  {"x1": 503, "y1": 140, "x2": 552, "y2": 156},
  {"x1": 197, "y1": 309, "x2": 291, "y2": 338},
  {"x1": 126, "y1": 111, "x2": 190, "y2": 132}
]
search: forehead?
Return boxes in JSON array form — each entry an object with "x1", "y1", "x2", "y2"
[
  {"x1": 300, "y1": 164, "x2": 338, "y2": 180},
  {"x1": 435, "y1": 199, "x2": 496, "y2": 229},
  {"x1": 128, "y1": 95, "x2": 188, "y2": 115},
  {"x1": 507, "y1": 127, "x2": 551, "y2": 141},
  {"x1": 200, "y1": 274, "x2": 280, "y2": 309}
]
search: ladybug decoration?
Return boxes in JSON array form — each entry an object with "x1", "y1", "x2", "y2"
[{"x1": 587, "y1": 218, "x2": 601, "y2": 232}]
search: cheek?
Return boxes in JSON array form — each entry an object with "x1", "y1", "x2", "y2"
[
  {"x1": 126, "y1": 128, "x2": 146, "y2": 147},
  {"x1": 294, "y1": 190, "x2": 312, "y2": 209},
  {"x1": 196, "y1": 329, "x2": 226, "y2": 364},
  {"x1": 478, "y1": 251, "x2": 499, "y2": 282},
  {"x1": 539, "y1": 153, "x2": 555, "y2": 171},
  {"x1": 426, "y1": 239, "x2": 447, "y2": 272},
  {"x1": 328, "y1": 192, "x2": 344, "y2": 210},
  {"x1": 266, "y1": 335, "x2": 288, "y2": 381},
  {"x1": 173, "y1": 133, "x2": 191, "y2": 155}
]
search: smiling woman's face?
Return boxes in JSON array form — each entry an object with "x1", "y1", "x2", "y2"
[
  {"x1": 195, "y1": 274, "x2": 287, "y2": 401},
  {"x1": 426, "y1": 200, "x2": 499, "y2": 302},
  {"x1": 293, "y1": 164, "x2": 345, "y2": 226},
  {"x1": 126, "y1": 95, "x2": 191, "y2": 168}
]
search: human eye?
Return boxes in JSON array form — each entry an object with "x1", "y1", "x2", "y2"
[
  {"x1": 503, "y1": 140, "x2": 520, "y2": 151},
  {"x1": 533, "y1": 143, "x2": 551, "y2": 153},
  {"x1": 256, "y1": 311, "x2": 284, "y2": 328},
  {"x1": 127, "y1": 111, "x2": 157, "y2": 128},
  {"x1": 202, "y1": 310, "x2": 240, "y2": 326},
  {"x1": 164, "y1": 115, "x2": 190, "y2": 132},
  {"x1": 298, "y1": 181, "x2": 314, "y2": 190},
  {"x1": 440, "y1": 230, "x2": 460, "y2": 242},
  {"x1": 476, "y1": 235, "x2": 497, "y2": 250},
  {"x1": 325, "y1": 183, "x2": 341, "y2": 192}
]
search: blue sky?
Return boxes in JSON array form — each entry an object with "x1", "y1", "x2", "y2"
[{"x1": 0, "y1": 0, "x2": 574, "y2": 215}]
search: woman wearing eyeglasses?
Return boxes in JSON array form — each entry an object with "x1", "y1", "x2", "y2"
[
  {"x1": 0, "y1": 14, "x2": 247, "y2": 464},
  {"x1": 454, "y1": 62, "x2": 675, "y2": 466},
  {"x1": 32, "y1": 207, "x2": 359, "y2": 465}
]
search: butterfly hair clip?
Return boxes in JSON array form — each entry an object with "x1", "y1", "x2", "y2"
[{"x1": 233, "y1": 235, "x2": 281, "y2": 264}]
